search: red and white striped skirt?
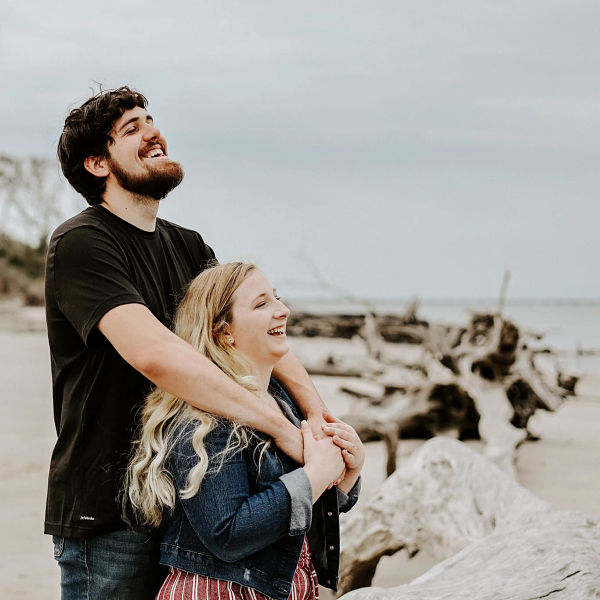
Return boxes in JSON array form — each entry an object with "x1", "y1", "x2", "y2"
[{"x1": 156, "y1": 537, "x2": 319, "y2": 600}]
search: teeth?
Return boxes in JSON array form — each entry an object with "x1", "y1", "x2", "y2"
[
  {"x1": 267, "y1": 326, "x2": 286, "y2": 335},
  {"x1": 145, "y1": 147, "x2": 164, "y2": 158}
]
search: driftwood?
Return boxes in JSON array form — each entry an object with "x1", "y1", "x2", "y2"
[
  {"x1": 337, "y1": 438, "x2": 600, "y2": 599},
  {"x1": 287, "y1": 313, "x2": 366, "y2": 339},
  {"x1": 300, "y1": 353, "x2": 385, "y2": 379},
  {"x1": 287, "y1": 310, "x2": 429, "y2": 343},
  {"x1": 416, "y1": 313, "x2": 570, "y2": 473},
  {"x1": 302, "y1": 310, "x2": 577, "y2": 475}
]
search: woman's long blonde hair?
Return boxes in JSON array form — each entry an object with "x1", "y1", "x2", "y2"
[{"x1": 126, "y1": 262, "x2": 272, "y2": 527}]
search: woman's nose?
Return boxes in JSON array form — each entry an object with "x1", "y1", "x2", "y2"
[{"x1": 275, "y1": 301, "x2": 290, "y2": 319}]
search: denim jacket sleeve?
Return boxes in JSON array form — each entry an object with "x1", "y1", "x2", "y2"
[{"x1": 170, "y1": 423, "x2": 310, "y2": 563}]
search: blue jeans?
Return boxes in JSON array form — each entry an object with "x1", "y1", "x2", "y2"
[{"x1": 52, "y1": 529, "x2": 164, "y2": 600}]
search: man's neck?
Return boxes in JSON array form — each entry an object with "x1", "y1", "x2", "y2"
[{"x1": 100, "y1": 189, "x2": 159, "y2": 232}]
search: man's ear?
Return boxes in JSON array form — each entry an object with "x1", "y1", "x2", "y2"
[{"x1": 84, "y1": 155, "x2": 110, "y2": 178}]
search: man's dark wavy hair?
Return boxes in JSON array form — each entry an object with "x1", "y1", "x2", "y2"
[{"x1": 58, "y1": 86, "x2": 148, "y2": 206}]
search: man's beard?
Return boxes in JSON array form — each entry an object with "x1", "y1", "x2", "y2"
[{"x1": 107, "y1": 157, "x2": 184, "y2": 201}]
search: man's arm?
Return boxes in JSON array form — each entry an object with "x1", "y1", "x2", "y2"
[
  {"x1": 272, "y1": 352, "x2": 346, "y2": 487},
  {"x1": 272, "y1": 352, "x2": 330, "y2": 436},
  {"x1": 98, "y1": 303, "x2": 303, "y2": 463}
]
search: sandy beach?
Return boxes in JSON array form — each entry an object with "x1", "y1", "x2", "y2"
[{"x1": 1, "y1": 320, "x2": 599, "y2": 599}]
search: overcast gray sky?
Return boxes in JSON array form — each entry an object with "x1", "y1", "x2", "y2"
[{"x1": 1, "y1": 1, "x2": 599, "y2": 300}]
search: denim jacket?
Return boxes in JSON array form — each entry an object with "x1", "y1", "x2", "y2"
[{"x1": 159, "y1": 379, "x2": 360, "y2": 600}]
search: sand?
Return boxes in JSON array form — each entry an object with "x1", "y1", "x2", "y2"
[{"x1": 1, "y1": 326, "x2": 599, "y2": 600}]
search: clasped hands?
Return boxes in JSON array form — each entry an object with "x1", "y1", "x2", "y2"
[{"x1": 302, "y1": 411, "x2": 364, "y2": 494}]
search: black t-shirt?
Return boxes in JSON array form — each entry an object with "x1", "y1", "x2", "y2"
[{"x1": 44, "y1": 205, "x2": 216, "y2": 538}]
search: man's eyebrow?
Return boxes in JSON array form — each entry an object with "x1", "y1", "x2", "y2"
[{"x1": 117, "y1": 113, "x2": 153, "y2": 133}]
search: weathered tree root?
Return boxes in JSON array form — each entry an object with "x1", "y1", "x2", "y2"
[
  {"x1": 337, "y1": 438, "x2": 600, "y2": 599},
  {"x1": 330, "y1": 312, "x2": 577, "y2": 476}
]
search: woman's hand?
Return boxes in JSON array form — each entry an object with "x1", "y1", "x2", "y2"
[
  {"x1": 322, "y1": 419, "x2": 365, "y2": 494},
  {"x1": 307, "y1": 409, "x2": 347, "y2": 488},
  {"x1": 301, "y1": 421, "x2": 345, "y2": 503}
]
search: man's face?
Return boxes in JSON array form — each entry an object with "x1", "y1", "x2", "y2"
[{"x1": 105, "y1": 106, "x2": 184, "y2": 200}]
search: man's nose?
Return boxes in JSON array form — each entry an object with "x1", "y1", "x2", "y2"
[{"x1": 143, "y1": 123, "x2": 161, "y2": 141}]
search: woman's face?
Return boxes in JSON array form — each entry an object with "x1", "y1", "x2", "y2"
[{"x1": 228, "y1": 270, "x2": 290, "y2": 369}]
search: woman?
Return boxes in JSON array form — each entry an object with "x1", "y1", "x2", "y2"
[{"x1": 127, "y1": 262, "x2": 364, "y2": 600}]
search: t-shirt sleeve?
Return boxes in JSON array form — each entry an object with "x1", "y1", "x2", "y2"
[
  {"x1": 192, "y1": 233, "x2": 217, "y2": 268},
  {"x1": 205, "y1": 242, "x2": 217, "y2": 264},
  {"x1": 53, "y1": 227, "x2": 147, "y2": 345}
]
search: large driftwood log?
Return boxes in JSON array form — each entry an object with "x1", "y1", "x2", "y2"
[
  {"x1": 331, "y1": 312, "x2": 576, "y2": 475},
  {"x1": 337, "y1": 438, "x2": 600, "y2": 599},
  {"x1": 287, "y1": 306, "x2": 429, "y2": 342}
]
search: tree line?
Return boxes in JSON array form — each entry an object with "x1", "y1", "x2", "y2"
[{"x1": 0, "y1": 154, "x2": 72, "y2": 305}]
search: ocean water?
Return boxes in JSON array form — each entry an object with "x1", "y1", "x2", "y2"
[{"x1": 288, "y1": 299, "x2": 600, "y2": 375}]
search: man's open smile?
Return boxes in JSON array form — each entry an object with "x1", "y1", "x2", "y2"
[{"x1": 140, "y1": 143, "x2": 168, "y2": 161}]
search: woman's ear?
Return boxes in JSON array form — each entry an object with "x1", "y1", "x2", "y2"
[
  {"x1": 84, "y1": 155, "x2": 110, "y2": 178},
  {"x1": 213, "y1": 321, "x2": 234, "y2": 345},
  {"x1": 224, "y1": 324, "x2": 234, "y2": 345}
]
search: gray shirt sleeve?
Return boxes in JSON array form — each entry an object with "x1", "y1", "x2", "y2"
[
  {"x1": 337, "y1": 476, "x2": 361, "y2": 512},
  {"x1": 279, "y1": 468, "x2": 313, "y2": 535}
]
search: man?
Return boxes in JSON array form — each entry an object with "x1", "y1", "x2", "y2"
[{"x1": 45, "y1": 86, "x2": 331, "y2": 599}]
